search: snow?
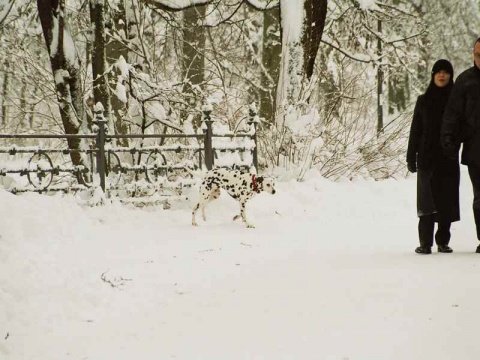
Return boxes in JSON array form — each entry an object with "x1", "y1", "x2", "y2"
[
  {"x1": 280, "y1": 0, "x2": 304, "y2": 43},
  {"x1": 112, "y1": 56, "x2": 131, "y2": 104},
  {"x1": 2, "y1": 167, "x2": 480, "y2": 359},
  {"x1": 285, "y1": 106, "x2": 321, "y2": 136},
  {"x1": 357, "y1": 0, "x2": 379, "y2": 11},
  {"x1": 50, "y1": 16, "x2": 59, "y2": 58},
  {"x1": 63, "y1": 27, "x2": 77, "y2": 68},
  {"x1": 245, "y1": 0, "x2": 279, "y2": 10}
]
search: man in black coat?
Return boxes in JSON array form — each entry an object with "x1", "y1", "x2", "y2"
[{"x1": 441, "y1": 37, "x2": 480, "y2": 253}]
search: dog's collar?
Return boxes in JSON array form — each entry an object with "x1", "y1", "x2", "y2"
[{"x1": 252, "y1": 174, "x2": 259, "y2": 192}]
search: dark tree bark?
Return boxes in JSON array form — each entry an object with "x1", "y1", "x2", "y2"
[
  {"x1": 182, "y1": 4, "x2": 206, "y2": 125},
  {"x1": 260, "y1": 6, "x2": 281, "y2": 125},
  {"x1": 106, "y1": 1, "x2": 130, "y2": 143},
  {"x1": 142, "y1": 0, "x2": 212, "y2": 12},
  {"x1": 1, "y1": 57, "x2": 9, "y2": 126},
  {"x1": 302, "y1": 0, "x2": 327, "y2": 80},
  {"x1": 37, "y1": 0, "x2": 86, "y2": 167},
  {"x1": 89, "y1": 0, "x2": 111, "y2": 128}
]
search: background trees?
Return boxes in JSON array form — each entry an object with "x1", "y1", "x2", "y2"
[{"x1": 1, "y1": 0, "x2": 479, "y2": 179}]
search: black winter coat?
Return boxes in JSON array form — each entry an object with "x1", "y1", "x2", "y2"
[
  {"x1": 407, "y1": 92, "x2": 460, "y2": 222},
  {"x1": 441, "y1": 66, "x2": 480, "y2": 166}
]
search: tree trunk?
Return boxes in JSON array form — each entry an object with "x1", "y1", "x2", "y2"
[
  {"x1": 377, "y1": 19, "x2": 383, "y2": 135},
  {"x1": 302, "y1": 0, "x2": 327, "y2": 80},
  {"x1": 259, "y1": 6, "x2": 281, "y2": 126},
  {"x1": 89, "y1": 0, "x2": 111, "y2": 130},
  {"x1": 275, "y1": 0, "x2": 305, "y2": 125},
  {"x1": 37, "y1": 0, "x2": 87, "y2": 167},
  {"x1": 20, "y1": 79, "x2": 27, "y2": 127},
  {"x1": 276, "y1": 0, "x2": 327, "y2": 125},
  {"x1": 1, "y1": 57, "x2": 9, "y2": 126},
  {"x1": 182, "y1": 4, "x2": 206, "y2": 126},
  {"x1": 106, "y1": 0, "x2": 131, "y2": 145}
]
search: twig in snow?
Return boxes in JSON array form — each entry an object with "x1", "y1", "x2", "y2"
[{"x1": 100, "y1": 270, "x2": 132, "y2": 289}]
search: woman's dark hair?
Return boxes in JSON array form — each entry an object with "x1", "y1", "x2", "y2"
[{"x1": 425, "y1": 59, "x2": 454, "y2": 97}]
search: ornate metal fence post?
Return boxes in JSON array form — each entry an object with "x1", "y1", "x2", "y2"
[
  {"x1": 93, "y1": 103, "x2": 107, "y2": 192},
  {"x1": 247, "y1": 102, "x2": 259, "y2": 171},
  {"x1": 202, "y1": 103, "x2": 214, "y2": 170}
]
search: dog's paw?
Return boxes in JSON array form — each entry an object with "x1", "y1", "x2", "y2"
[
  {"x1": 192, "y1": 221, "x2": 198, "y2": 226},
  {"x1": 246, "y1": 223, "x2": 255, "y2": 229}
]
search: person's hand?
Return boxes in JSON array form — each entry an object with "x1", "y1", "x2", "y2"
[{"x1": 407, "y1": 161, "x2": 417, "y2": 173}]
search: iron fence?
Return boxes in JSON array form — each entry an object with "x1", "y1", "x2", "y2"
[{"x1": 0, "y1": 105, "x2": 259, "y2": 197}]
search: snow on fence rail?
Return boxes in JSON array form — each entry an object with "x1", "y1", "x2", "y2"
[{"x1": 0, "y1": 105, "x2": 259, "y2": 202}]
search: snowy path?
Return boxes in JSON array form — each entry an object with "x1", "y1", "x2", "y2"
[{"x1": 2, "y1": 170, "x2": 480, "y2": 359}]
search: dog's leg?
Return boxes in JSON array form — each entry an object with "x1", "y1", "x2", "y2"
[
  {"x1": 201, "y1": 204, "x2": 207, "y2": 222},
  {"x1": 239, "y1": 201, "x2": 254, "y2": 228},
  {"x1": 202, "y1": 187, "x2": 220, "y2": 221},
  {"x1": 192, "y1": 203, "x2": 200, "y2": 226}
]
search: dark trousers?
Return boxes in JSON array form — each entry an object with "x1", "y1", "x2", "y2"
[
  {"x1": 418, "y1": 214, "x2": 451, "y2": 247},
  {"x1": 468, "y1": 165, "x2": 480, "y2": 240}
]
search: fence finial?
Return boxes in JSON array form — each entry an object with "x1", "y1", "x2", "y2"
[
  {"x1": 248, "y1": 102, "x2": 260, "y2": 125},
  {"x1": 201, "y1": 102, "x2": 213, "y2": 124}
]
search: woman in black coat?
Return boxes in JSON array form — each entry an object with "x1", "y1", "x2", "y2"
[{"x1": 407, "y1": 59, "x2": 460, "y2": 254}]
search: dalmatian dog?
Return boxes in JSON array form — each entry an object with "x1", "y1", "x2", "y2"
[{"x1": 192, "y1": 168, "x2": 276, "y2": 228}]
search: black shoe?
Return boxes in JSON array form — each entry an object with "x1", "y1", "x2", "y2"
[
  {"x1": 476, "y1": 245, "x2": 480, "y2": 253},
  {"x1": 415, "y1": 246, "x2": 432, "y2": 254},
  {"x1": 438, "y1": 245, "x2": 453, "y2": 253}
]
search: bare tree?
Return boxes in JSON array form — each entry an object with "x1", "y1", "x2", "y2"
[
  {"x1": 36, "y1": 0, "x2": 87, "y2": 167},
  {"x1": 90, "y1": 0, "x2": 111, "y2": 128},
  {"x1": 303, "y1": 0, "x2": 327, "y2": 80},
  {"x1": 1, "y1": 56, "x2": 9, "y2": 126},
  {"x1": 181, "y1": 4, "x2": 206, "y2": 125},
  {"x1": 105, "y1": 0, "x2": 135, "y2": 143},
  {"x1": 259, "y1": 5, "x2": 281, "y2": 125}
]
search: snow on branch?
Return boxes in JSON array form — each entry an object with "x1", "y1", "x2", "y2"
[
  {"x1": 142, "y1": 0, "x2": 213, "y2": 11},
  {"x1": 244, "y1": 0, "x2": 279, "y2": 10}
]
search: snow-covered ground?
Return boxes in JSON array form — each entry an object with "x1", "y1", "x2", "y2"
[{"x1": 2, "y1": 168, "x2": 480, "y2": 360}]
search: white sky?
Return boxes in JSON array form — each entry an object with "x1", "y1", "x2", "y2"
[{"x1": 2, "y1": 167, "x2": 480, "y2": 359}]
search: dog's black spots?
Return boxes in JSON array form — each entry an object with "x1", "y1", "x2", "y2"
[{"x1": 232, "y1": 194, "x2": 239, "y2": 199}]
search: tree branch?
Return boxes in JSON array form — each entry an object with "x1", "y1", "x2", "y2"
[{"x1": 141, "y1": 0, "x2": 213, "y2": 12}]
